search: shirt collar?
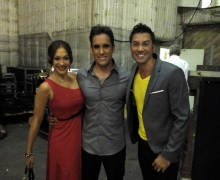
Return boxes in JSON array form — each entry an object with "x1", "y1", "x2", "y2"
[
  {"x1": 169, "y1": 55, "x2": 180, "y2": 59},
  {"x1": 87, "y1": 58, "x2": 119, "y2": 74}
]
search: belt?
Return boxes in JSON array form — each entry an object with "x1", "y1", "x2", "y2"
[{"x1": 58, "y1": 110, "x2": 83, "y2": 121}]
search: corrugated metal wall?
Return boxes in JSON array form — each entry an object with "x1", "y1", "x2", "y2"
[
  {"x1": 0, "y1": 0, "x2": 9, "y2": 68},
  {"x1": 9, "y1": 0, "x2": 19, "y2": 66},
  {"x1": 0, "y1": 0, "x2": 18, "y2": 72},
  {"x1": 16, "y1": 0, "x2": 178, "y2": 70},
  {"x1": 18, "y1": 0, "x2": 178, "y2": 39}
]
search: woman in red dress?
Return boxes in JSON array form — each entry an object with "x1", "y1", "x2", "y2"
[{"x1": 25, "y1": 40, "x2": 84, "y2": 180}]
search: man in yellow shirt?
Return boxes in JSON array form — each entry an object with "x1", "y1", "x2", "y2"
[{"x1": 126, "y1": 23, "x2": 190, "y2": 180}]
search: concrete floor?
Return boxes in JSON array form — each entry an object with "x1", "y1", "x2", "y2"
[
  {"x1": 0, "y1": 115, "x2": 142, "y2": 180},
  {"x1": 0, "y1": 115, "x2": 188, "y2": 180}
]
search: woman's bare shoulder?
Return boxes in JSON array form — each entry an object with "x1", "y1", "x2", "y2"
[
  {"x1": 68, "y1": 72, "x2": 77, "y2": 79},
  {"x1": 37, "y1": 81, "x2": 51, "y2": 93}
]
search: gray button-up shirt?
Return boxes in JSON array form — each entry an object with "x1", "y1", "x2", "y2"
[{"x1": 77, "y1": 60, "x2": 130, "y2": 155}]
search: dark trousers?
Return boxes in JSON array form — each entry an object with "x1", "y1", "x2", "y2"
[
  {"x1": 138, "y1": 138, "x2": 180, "y2": 180},
  {"x1": 82, "y1": 147, "x2": 126, "y2": 180}
]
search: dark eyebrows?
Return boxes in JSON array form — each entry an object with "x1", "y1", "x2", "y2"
[
  {"x1": 103, "y1": 44, "x2": 110, "y2": 48},
  {"x1": 92, "y1": 43, "x2": 111, "y2": 48},
  {"x1": 132, "y1": 40, "x2": 151, "y2": 43},
  {"x1": 54, "y1": 55, "x2": 69, "y2": 59},
  {"x1": 92, "y1": 44, "x2": 100, "y2": 48}
]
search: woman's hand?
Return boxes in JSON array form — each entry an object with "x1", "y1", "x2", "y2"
[{"x1": 26, "y1": 156, "x2": 34, "y2": 169}]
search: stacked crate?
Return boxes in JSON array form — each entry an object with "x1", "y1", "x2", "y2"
[
  {"x1": 0, "y1": 73, "x2": 18, "y2": 114},
  {"x1": 7, "y1": 66, "x2": 46, "y2": 92},
  {"x1": 0, "y1": 73, "x2": 16, "y2": 98}
]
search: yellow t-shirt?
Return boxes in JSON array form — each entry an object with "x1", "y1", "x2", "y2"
[{"x1": 133, "y1": 70, "x2": 151, "y2": 141}]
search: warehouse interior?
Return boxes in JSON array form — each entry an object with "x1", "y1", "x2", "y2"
[{"x1": 1, "y1": 0, "x2": 220, "y2": 179}]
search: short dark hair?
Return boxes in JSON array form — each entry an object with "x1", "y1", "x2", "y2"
[
  {"x1": 169, "y1": 44, "x2": 181, "y2": 56},
  {"x1": 129, "y1": 23, "x2": 156, "y2": 44},
  {"x1": 47, "y1": 40, "x2": 73, "y2": 65},
  {"x1": 89, "y1": 25, "x2": 115, "y2": 47}
]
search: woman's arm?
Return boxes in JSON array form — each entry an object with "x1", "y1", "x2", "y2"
[{"x1": 25, "y1": 82, "x2": 51, "y2": 168}]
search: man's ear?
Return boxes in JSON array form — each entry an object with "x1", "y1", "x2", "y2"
[
  {"x1": 112, "y1": 45, "x2": 115, "y2": 53},
  {"x1": 152, "y1": 44, "x2": 155, "y2": 51},
  {"x1": 90, "y1": 47, "x2": 93, "y2": 54}
]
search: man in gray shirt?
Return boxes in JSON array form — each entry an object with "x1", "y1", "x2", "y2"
[
  {"x1": 48, "y1": 25, "x2": 130, "y2": 180},
  {"x1": 78, "y1": 25, "x2": 130, "y2": 180}
]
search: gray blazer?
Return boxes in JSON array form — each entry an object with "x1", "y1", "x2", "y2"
[{"x1": 126, "y1": 54, "x2": 190, "y2": 163}]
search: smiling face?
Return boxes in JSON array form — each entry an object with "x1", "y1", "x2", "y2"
[
  {"x1": 52, "y1": 47, "x2": 71, "y2": 75},
  {"x1": 130, "y1": 32, "x2": 155, "y2": 65},
  {"x1": 90, "y1": 33, "x2": 115, "y2": 68}
]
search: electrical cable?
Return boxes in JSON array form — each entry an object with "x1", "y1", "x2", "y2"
[
  {"x1": 175, "y1": 0, "x2": 203, "y2": 39},
  {"x1": 114, "y1": 39, "x2": 129, "y2": 43}
]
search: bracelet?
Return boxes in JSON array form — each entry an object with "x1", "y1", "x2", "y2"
[{"x1": 24, "y1": 152, "x2": 34, "y2": 158}]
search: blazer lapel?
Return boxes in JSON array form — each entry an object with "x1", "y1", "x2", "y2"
[
  {"x1": 128, "y1": 64, "x2": 139, "y2": 90},
  {"x1": 143, "y1": 59, "x2": 162, "y2": 106},
  {"x1": 126, "y1": 64, "x2": 138, "y2": 105}
]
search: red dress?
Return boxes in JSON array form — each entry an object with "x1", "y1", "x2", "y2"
[{"x1": 45, "y1": 79, "x2": 84, "y2": 180}]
